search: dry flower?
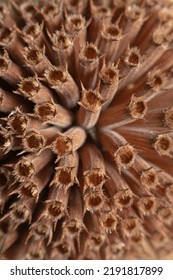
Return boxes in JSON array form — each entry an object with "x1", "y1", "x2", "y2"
[{"x1": 0, "y1": 0, "x2": 173, "y2": 260}]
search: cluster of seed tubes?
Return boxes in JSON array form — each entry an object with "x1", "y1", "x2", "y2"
[{"x1": 0, "y1": 0, "x2": 173, "y2": 260}]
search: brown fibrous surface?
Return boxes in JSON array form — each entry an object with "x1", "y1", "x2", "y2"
[{"x1": 0, "y1": 0, "x2": 173, "y2": 260}]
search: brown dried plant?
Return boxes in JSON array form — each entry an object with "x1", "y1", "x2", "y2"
[{"x1": 0, "y1": 0, "x2": 173, "y2": 260}]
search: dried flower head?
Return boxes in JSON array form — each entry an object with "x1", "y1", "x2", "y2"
[{"x1": 0, "y1": 0, "x2": 173, "y2": 260}]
